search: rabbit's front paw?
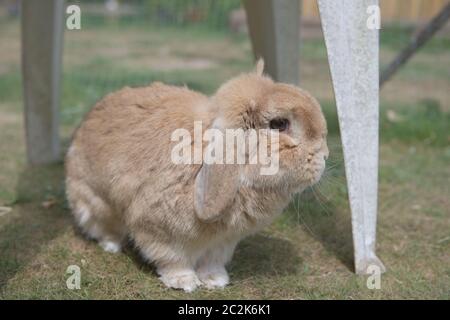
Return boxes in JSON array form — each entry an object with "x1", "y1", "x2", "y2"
[
  {"x1": 99, "y1": 240, "x2": 121, "y2": 253},
  {"x1": 159, "y1": 269, "x2": 202, "y2": 293},
  {"x1": 197, "y1": 266, "x2": 229, "y2": 289}
]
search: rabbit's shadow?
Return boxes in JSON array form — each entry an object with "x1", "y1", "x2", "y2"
[
  {"x1": 288, "y1": 189, "x2": 355, "y2": 272},
  {"x1": 124, "y1": 233, "x2": 301, "y2": 279},
  {"x1": 230, "y1": 233, "x2": 301, "y2": 279}
]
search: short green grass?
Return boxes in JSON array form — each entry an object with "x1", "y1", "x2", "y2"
[{"x1": 0, "y1": 19, "x2": 449, "y2": 299}]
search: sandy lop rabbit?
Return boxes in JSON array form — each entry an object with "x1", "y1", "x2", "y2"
[{"x1": 65, "y1": 60, "x2": 328, "y2": 292}]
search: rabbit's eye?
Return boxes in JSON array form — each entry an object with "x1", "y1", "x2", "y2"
[{"x1": 269, "y1": 118, "x2": 289, "y2": 132}]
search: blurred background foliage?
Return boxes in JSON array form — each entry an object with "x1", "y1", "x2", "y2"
[{"x1": 68, "y1": 0, "x2": 242, "y2": 29}]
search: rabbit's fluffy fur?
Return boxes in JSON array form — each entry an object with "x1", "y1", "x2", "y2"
[{"x1": 65, "y1": 61, "x2": 328, "y2": 292}]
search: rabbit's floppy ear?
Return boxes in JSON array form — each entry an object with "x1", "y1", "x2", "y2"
[
  {"x1": 194, "y1": 118, "x2": 241, "y2": 222},
  {"x1": 194, "y1": 124, "x2": 241, "y2": 226},
  {"x1": 194, "y1": 162, "x2": 240, "y2": 222}
]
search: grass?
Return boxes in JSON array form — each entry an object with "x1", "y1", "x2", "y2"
[{"x1": 0, "y1": 18, "x2": 449, "y2": 299}]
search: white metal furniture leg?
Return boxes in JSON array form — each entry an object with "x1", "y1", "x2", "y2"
[
  {"x1": 244, "y1": 0, "x2": 300, "y2": 84},
  {"x1": 21, "y1": 0, "x2": 65, "y2": 165},
  {"x1": 318, "y1": 0, "x2": 385, "y2": 274}
]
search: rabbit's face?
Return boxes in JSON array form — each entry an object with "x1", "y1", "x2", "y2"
[
  {"x1": 213, "y1": 73, "x2": 328, "y2": 190},
  {"x1": 195, "y1": 69, "x2": 328, "y2": 222},
  {"x1": 267, "y1": 83, "x2": 329, "y2": 189}
]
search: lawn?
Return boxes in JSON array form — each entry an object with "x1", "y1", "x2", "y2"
[{"x1": 0, "y1": 18, "x2": 449, "y2": 299}]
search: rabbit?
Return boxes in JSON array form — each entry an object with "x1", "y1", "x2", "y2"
[{"x1": 65, "y1": 60, "x2": 328, "y2": 292}]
